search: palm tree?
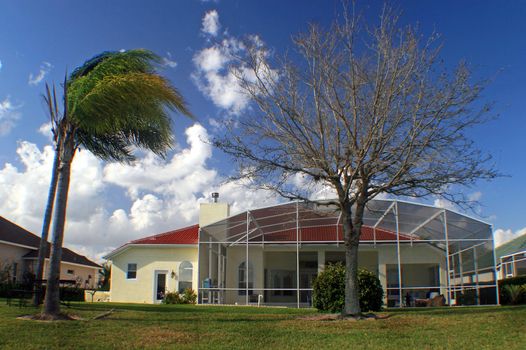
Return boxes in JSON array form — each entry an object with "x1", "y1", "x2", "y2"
[{"x1": 39, "y1": 49, "x2": 192, "y2": 319}]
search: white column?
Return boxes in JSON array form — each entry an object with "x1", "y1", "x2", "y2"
[
  {"x1": 296, "y1": 201, "x2": 300, "y2": 308},
  {"x1": 395, "y1": 202, "x2": 403, "y2": 307},
  {"x1": 246, "y1": 211, "x2": 250, "y2": 305},
  {"x1": 317, "y1": 250, "x2": 326, "y2": 274},
  {"x1": 443, "y1": 210, "x2": 452, "y2": 306}
]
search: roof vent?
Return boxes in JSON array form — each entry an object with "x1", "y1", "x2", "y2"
[{"x1": 211, "y1": 192, "x2": 219, "y2": 203}]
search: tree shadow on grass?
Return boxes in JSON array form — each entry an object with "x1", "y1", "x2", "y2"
[{"x1": 386, "y1": 305, "x2": 525, "y2": 317}]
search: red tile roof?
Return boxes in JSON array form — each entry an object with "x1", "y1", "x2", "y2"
[
  {"x1": 130, "y1": 224, "x2": 199, "y2": 245},
  {"x1": 123, "y1": 223, "x2": 410, "y2": 246},
  {"x1": 255, "y1": 225, "x2": 412, "y2": 242}
]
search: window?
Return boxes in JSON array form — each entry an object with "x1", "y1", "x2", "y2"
[
  {"x1": 127, "y1": 263, "x2": 137, "y2": 279},
  {"x1": 67, "y1": 269, "x2": 75, "y2": 275},
  {"x1": 238, "y1": 261, "x2": 253, "y2": 296},
  {"x1": 178, "y1": 261, "x2": 193, "y2": 293}
]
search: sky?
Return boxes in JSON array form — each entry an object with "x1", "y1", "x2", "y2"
[{"x1": 0, "y1": 0, "x2": 525, "y2": 261}]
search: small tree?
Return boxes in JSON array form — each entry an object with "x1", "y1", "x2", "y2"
[
  {"x1": 214, "y1": 5, "x2": 497, "y2": 316},
  {"x1": 99, "y1": 262, "x2": 111, "y2": 291}
]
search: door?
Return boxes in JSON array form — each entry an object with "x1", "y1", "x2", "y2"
[{"x1": 154, "y1": 271, "x2": 167, "y2": 302}]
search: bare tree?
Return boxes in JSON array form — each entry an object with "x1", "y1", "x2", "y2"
[{"x1": 214, "y1": 6, "x2": 498, "y2": 316}]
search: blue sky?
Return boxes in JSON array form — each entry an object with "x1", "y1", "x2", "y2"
[{"x1": 0, "y1": 0, "x2": 525, "y2": 259}]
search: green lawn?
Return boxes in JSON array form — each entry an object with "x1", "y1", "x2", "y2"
[{"x1": 0, "y1": 301, "x2": 524, "y2": 349}]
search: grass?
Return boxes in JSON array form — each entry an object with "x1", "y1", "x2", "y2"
[{"x1": 0, "y1": 300, "x2": 525, "y2": 349}]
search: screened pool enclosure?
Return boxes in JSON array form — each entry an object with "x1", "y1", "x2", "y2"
[{"x1": 198, "y1": 199, "x2": 498, "y2": 307}]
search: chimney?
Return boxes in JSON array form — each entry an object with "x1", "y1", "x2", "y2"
[{"x1": 199, "y1": 192, "x2": 230, "y2": 227}]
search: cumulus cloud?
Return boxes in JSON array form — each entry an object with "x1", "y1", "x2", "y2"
[
  {"x1": 0, "y1": 123, "x2": 280, "y2": 261},
  {"x1": 494, "y1": 227, "x2": 526, "y2": 247},
  {"x1": 193, "y1": 11, "x2": 277, "y2": 116},
  {"x1": 28, "y1": 61, "x2": 52, "y2": 86},
  {"x1": 162, "y1": 52, "x2": 177, "y2": 68},
  {"x1": 0, "y1": 97, "x2": 21, "y2": 136},
  {"x1": 202, "y1": 10, "x2": 220, "y2": 36}
]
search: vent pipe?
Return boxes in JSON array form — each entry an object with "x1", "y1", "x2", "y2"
[{"x1": 211, "y1": 192, "x2": 219, "y2": 203}]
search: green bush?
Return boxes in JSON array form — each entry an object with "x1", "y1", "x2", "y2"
[
  {"x1": 358, "y1": 269, "x2": 384, "y2": 312},
  {"x1": 182, "y1": 288, "x2": 197, "y2": 304},
  {"x1": 163, "y1": 289, "x2": 197, "y2": 304},
  {"x1": 499, "y1": 276, "x2": 526, "y2": 305},
  {"x1": 163, "y1": 291, "x2": 183, "y2": 304},
  {"x1": 312, "y1": 262, "x2": 384, "y2": 313},
  {"x1": 502, "y1": 284, "x2": 526, "y2": 305}
]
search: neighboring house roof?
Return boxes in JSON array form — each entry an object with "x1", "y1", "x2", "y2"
[
  {"x1": 0, "y1": 216, "x2": 41, "y2": 248},
  {"x1": 22, "y1": 247, "x2": 101, "y2": 268},
  {"x1": 0, "y1": 215, "x2": 101, "y2": 268},
  {"x1": 496, "y1": 233, "x2": 526, "y2": 259}
]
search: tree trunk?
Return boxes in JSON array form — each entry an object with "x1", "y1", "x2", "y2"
[
  {"x1": 43, "y1": 134, "x2": 75, "y2": 318},
  {"x1": 33, "y1": 148, "x2": 60, "y2": 306},
  {"x1": 342, "y1": 201, "x2": 362, "y2": 316}
]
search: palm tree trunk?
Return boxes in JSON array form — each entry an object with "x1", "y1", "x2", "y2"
[
  {"x1": 43, "y1": 134, "x2": 75, "y2": 318},
  {"x1": 343, "y1": 201, "x2": 363, "y2": 316},
  {"x1": 33, "y1": 148, "x2": 60, "y2": 306}
]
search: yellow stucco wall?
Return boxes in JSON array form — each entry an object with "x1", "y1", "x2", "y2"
[
  {"x1": 0, "y1": 242, "x2": 31, "y2": 282},
  {"x1": 1, "y1": 242, "x2": 99, "y2": 287},
  {"x1": 109, "y1": 246, "x2": 198, "y2": 303}
]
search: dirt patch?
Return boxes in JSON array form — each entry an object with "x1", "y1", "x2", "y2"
[
  {"x1": 133, "y1": 328, "x2": 195, "y2": 347},
  {"x1": 297, "y1": 313, "x2": 390, "y2": 321},
  {"x1": 17, "y1": 313, "x2": 83, "y2": 321}
]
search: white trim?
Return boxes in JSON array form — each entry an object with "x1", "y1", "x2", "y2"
[
  {"x1": 0, "y1": 239, "x2": 37, "y2": 250},
  {"x1": 104, "y1": 243, "x2": 197, "y2": 259},
  {"x1": 499, "y1": 250, "x2": 526, "y2": 259}
]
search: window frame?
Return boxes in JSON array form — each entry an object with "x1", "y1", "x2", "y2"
[
  {"x1": 238, "y1": 261, "x2": 254, "y2": 296},
  {"x1": 127, "y1": 263, "x2": 137, "y2": 280},
  {"x1": 178, "y1": 261, "x2": 193, "y2": 293}
]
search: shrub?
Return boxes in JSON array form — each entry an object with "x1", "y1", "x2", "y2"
[
  {"x1": 163, "y1": 291, "x2": 183, "y2": 304},
  {"x1": 502, "y1": 284, "x2": 526, "y2": 305},
  {"x1": 358, "y1": 269, "x2": 384, "y2": 312},
  {"x1": 163, "y1": 289, "x2": 197, "y2": 304},
  {"x1": 182, "y1": 288, "x2": 197, "y2": 304},
  {"x1": 312, "y1": 262, "x2": 384, "y2": 313},
  {"x1": 499, "y1": 276, "x2": 526, "y2": 305}
]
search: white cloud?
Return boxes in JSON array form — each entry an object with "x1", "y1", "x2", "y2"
[
  {"x1": 433, "y1": 197, "x2": 458, "y2": 212},
  {"x1": 494, "y1": 227, "x2": 526, "y2": 247},
  {"x1": 192, "y1": 37, "x2": 257, "y2": 115},
  {"x1": 0, "y1": 123, "x2": 280, "y2": 261},
  {"x1": 0, "y1": 60, "x2": 3, "y2": 71},
  {"x1": 28, "y1": 61, "x2": 52, "y2": 86},
  {"x1": 162, "y1": 52, "x2": 177, "y2": 68},
  {"x1": 38, "y1": 122, "x2": 54, "y2": 142},
  {"x1": 0, "y1": 97, "x2": 21, "y2": 136},
  {"x1": 202, "y1": 10, "x2": 220, "y2": 36},
  {"x1": 193, "y1": 14, "x2": 277, "y2": 116}
]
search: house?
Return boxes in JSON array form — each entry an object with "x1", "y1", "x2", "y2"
[
  {"x1": 0, "y1": 216, "x2": 101, "y2": 288},
  {"x1": 496, "y1": 233, "x2": 526, "y2": 279},
  {"x1": 105, "y1": 197, "x2": 498, "y2": 307}
]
